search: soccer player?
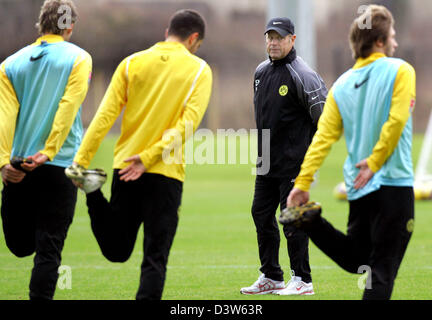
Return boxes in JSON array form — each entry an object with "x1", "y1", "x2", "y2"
[
  {"x1": 240, "y1": 17, "x2": 327, "y2": 296},
  {"x1": 0, "y1": 0, "x2": 91, "y2": 300},
  {"x1": 282, "y1": 5, "x2": 416, "y2": 300},
  {"x1": 65, "y1": 9, "x2": 212, "y2": 300}
]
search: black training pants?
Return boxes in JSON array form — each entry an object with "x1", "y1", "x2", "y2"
[
  {"x1": 85, "y1": 171, "x2": 182, "y2": 300},
  {"x1": 251, "y1": 175, "x2": 312, "y2": 282},
  {"x1": 1, "y1": 165, "x2": 77, "y2": 300},
  {"x1": 305, "y1": 186, "x2": 414, "y2": 300}
]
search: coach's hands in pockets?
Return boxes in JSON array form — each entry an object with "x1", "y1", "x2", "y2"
[{"x1": 119, "y1": 155, "x2": 147, "y2": 182}]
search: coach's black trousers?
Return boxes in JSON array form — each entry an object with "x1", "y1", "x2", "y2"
[
  {"x1": 251, "y1": 175, "x2": 312, "y2": 283},
  {"x1": 304, "y1": 186, "x2": 414, "y2": 300},
  {"x1": 1, "y1": 165, "x2": 77, "y2": 300},
  {"x1": 86, "y1": 171, "x2": 182, "y2": 300}
]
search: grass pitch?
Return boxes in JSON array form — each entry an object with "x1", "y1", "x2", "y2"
[{"x1": 0, "y1": 134, "x2": 431, "y2": 300}]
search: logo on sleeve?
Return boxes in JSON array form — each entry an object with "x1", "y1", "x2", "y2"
[{"x1": 279, "y1": 85, "x2": 288, "y2": 96}]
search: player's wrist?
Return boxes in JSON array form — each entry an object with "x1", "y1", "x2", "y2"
[
  {"x1": 39, "y1": 150, "x2": 53, "y2": 162},
  {"x1": 366, "y1": 158, "x2": 379, "y2": 173},
  {"x1": 0, "y1": 159, "x2": 9, "y2": 171},
  {"x1": 293, "y1": 183, "x2": 310, "y2": 193}
]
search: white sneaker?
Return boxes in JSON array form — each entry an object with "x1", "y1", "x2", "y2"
[
  {"x1": 277, "y1": 275, "x2": 314, "y2": 296},
  {"x1": 240, "y1": 274, "x2": 285, "y2": 295},
  {"x1": 65, "y1": 164, "x2": 107, "y2": 194}
]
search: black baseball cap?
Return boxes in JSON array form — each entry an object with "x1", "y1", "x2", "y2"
[{"x1": 264, "y1": 17, "x2": 295, "y2": 37}]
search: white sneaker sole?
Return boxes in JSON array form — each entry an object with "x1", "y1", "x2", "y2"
[
  {"x1": 240, "y1": 288, "x2": 284, "y2": 295},
  {"x1": 277, "y1": 290, "x2": 315, "y2": 296}
]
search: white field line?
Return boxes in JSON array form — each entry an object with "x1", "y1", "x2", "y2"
[
  {"x1": 0, "y1": 264, "x2": 337, "y2": 271},
  {"x1": 0, "y1": 265, "x2": 335, "y2": 271},
  {"x1": 1, "y1": 264, "x2": 432, "y2": 271}
]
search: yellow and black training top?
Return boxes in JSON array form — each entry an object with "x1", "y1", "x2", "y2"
[{"x1": 74, "y1": 41, "x2": 213, "y2": 182}]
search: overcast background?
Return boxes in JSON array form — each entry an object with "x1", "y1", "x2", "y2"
[{"x1": 1, "y1": 0, "x2": 431, "y2": 132}]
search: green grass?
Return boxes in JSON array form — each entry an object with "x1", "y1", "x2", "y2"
[{"x1": 0, "y1": 134, "x2": 431, "y2": 300}]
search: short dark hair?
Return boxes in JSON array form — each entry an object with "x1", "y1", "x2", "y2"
[
  {"x1": 36, "y1": 0, "x2": 78, "y2": 35},
  {"x1": 349, "y1": 5, "x2": 394, "y2": 59},
  {"x1": 167, "y1": 9, "x2": 206, "y2": 41}
]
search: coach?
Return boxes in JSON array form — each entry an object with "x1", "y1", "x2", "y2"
[{"x1": 240, "y1": 17, "x2": 327, "y2": 296}]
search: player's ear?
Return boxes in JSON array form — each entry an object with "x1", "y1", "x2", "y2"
[
  {"x1": 67, "y1": 23, "x2": 74, "y2": 33},
  {"x1": 62, "y1": 23, "x2": 74, "y2": 40},
  {"x1": 188, "y1": 32, "x2": 199, "y2": 45},
  {"x1": 165, "y1": 28, "x2": 169, "y2": 39},
  {"x1": 375, "y1": 38, "x2": 385, "y2": 48}
]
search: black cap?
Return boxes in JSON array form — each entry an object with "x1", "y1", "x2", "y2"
[{"x1": 264, "y1": 17, "x2": 295, "y2": 37}]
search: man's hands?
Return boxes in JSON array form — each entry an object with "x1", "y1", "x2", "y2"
[
  {"x1": 354, "y1": 159, "x2": 374, "y2": 190},
  {"x1": 1, "y1": 152, "x2": 49, "y2": 185},
  {"x1": 287, "y1": 188, "x2": 310, "y2": 208},
  {"x1": 66, "y1": 155, "x2": 145, "y2": 188},
  {"x1": 21, "y1": 152, "x2": 49, "y2": 172},
  {"x1": 1, "y1": 164, "x2": 26, "y2": 185},
  {"x1": 286, "y1": 158, "x2": 374, "y2": 209},
  {"x1": 119, "y1": 155, "x2": 147, "y2": 182}
]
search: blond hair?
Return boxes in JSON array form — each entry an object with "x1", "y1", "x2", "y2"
[
  {"x1": 349, "y1": 5, "x2": 394, "y2": 59},
  {"x1": 36, "y1": 0, "x2": 78, "y2": 35}
]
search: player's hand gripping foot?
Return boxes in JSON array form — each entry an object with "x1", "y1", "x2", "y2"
[
  {"x1": 278, "y1": 202, "x2": 322, "y2": 227},
  {"x1": 65, "y1": 163, "x2": 107, "y2": 194},
  {"x1": 10, "y1": 156, "x2": 33, "y2": 172}
]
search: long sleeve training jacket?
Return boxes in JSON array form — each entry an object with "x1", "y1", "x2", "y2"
[{"x1": 254, "y1": 48, "x2": 327, "y2": 178}]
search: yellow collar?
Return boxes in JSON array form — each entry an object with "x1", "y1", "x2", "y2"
[
  {"x1": 353, "y1": 52, "x2": 387, "y2": 69},
  {"x1": 155, "y1": 41, "x2": 189, "y2": 52},
  {"x1": 33, "y1": 34, "x2": 65, "y2": 45}
]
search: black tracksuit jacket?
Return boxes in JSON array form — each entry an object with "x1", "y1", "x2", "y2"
[{"x1": 254, "y1": 48, "x2": 328, "y2": 178}]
